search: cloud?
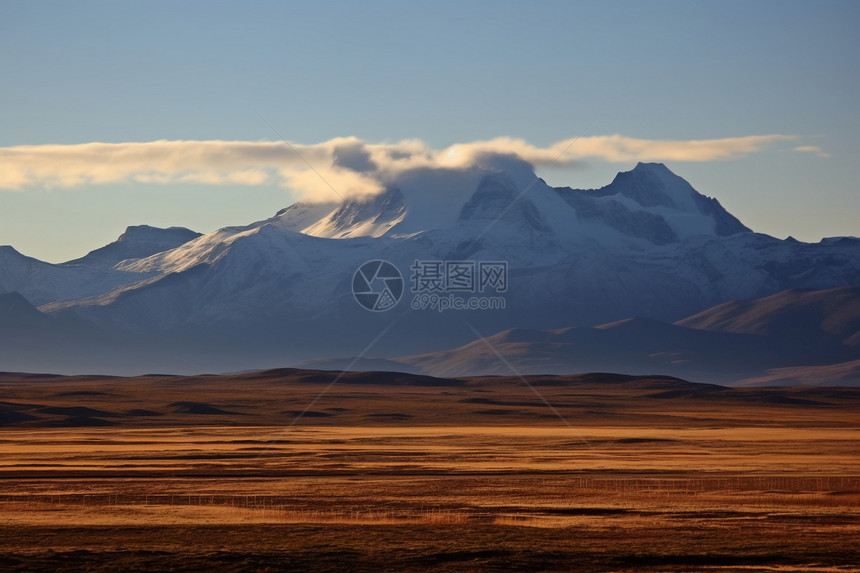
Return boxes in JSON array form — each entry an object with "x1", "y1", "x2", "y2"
[
  {"x1": 0, "y1": 133, "x2": 799, "y2": 201},
  {"x1": 434, "y1": 134, "x2": 797, "y2": 167},
  {"x1": 280, "y1": 166, "x2": 383, "y2": 202},
  {"x1": 794, "y1": 145, "x2": 830, "y2": 158},
  {"x1": 571, "y1": 134, "x2": 797, "y2": 163}
]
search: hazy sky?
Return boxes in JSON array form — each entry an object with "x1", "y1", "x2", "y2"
[{"x1": 1, "y1": 0, "x2": 858, "y2": 262}]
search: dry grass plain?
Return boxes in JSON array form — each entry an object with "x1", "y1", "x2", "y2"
[{"x1": 0, "y1": 369, "x2": 858, "y2": 572}]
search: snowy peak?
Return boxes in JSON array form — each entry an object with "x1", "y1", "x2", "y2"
[
  {"x1": 610, "y1": 162, "x2": 702, "y2": 211},
  {"x1": 458, "y1": 173, "x2": 551, "y2": 233},
  {"x1": 270, "y1": 201, "x2": 340, "y2": 233},
  {"x1": 555, "y1": 163, "x2": 750, "y2": 241},
  {"x1": 691, "y1": 193, "x2": 751, "y2": 237},
  {"x1": 263, "y1": 163, "x2": 748, "y2": 245},
  {"x1": 301, "y1": 187, "x2": 408, "y2": 239},
  {"x1": 617, "y1": 163, "x2": 748, "y2": 235},
  {"x1": 273, "y1": 188, "x2": 407, "y2": 239},
  {"x1": 459, "y1": 173, "x2": 517, "y2": 220},
  {"x1": 555, "y1": 187, "x2": 680, "y2": 245},
  {"x1": 65, "y1": 225, "x2": 202, "y2": 268}
]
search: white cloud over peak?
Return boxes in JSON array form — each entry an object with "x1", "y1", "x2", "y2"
[{"x1": 0, "y1": 133, "x2": 798, "y2": 202}]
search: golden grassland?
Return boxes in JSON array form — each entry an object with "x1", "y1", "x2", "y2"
[{"x1": 0, "y1": 370, "x2": 858, "y2": 571}]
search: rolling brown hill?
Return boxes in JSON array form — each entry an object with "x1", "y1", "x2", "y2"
[
  {"x1": 384, "y1": 286, "x2": 860, "y2": 385},
  {"x1": 675, "y1": 285, "x2": 860, "y2": 346},
  {"x1": 1, "y1": 368, "x2": 859, "y2": 430}
]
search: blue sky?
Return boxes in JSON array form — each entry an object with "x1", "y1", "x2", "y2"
[{"x1": 1, "y1": 0, "x2": 858, "y2": 262}]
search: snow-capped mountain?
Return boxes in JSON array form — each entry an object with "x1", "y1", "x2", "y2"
[
  {"x1": 2, "y1": 162, "x2": 859, "y2": 377},
  {"x1": 284, "y1": 188, "x2": 408, "y2": 239},
  {"x1": 64, "y1": 225, "x2": 201, "y2": 268},
  {"x1": 556, "y1": 162, "x2": 749, "y2": 244},
  {"x1": 0, "y1": 245, "x2": 153, "y2": 306}
]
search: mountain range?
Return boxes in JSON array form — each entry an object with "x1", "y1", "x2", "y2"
[
  {"x1": 2, "y1": 162, "x2": 859, "y2": 383},
  {"x1": 375, "y1": 285, "x2": 860, "y2": 386}
]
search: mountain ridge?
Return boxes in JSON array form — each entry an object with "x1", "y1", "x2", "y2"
[
  {"x1": 64, "y1": 225, "x2": 202, "y2": 268},
  {"x1": 308, "y1": 287, "x2": 860, "y2": 386},
  {"x1": 676, "y1": 285, "x2": 860, "y2": 346},
  {"x1": 1, "y1": 162, "x2": 858, "y2": 378}
]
